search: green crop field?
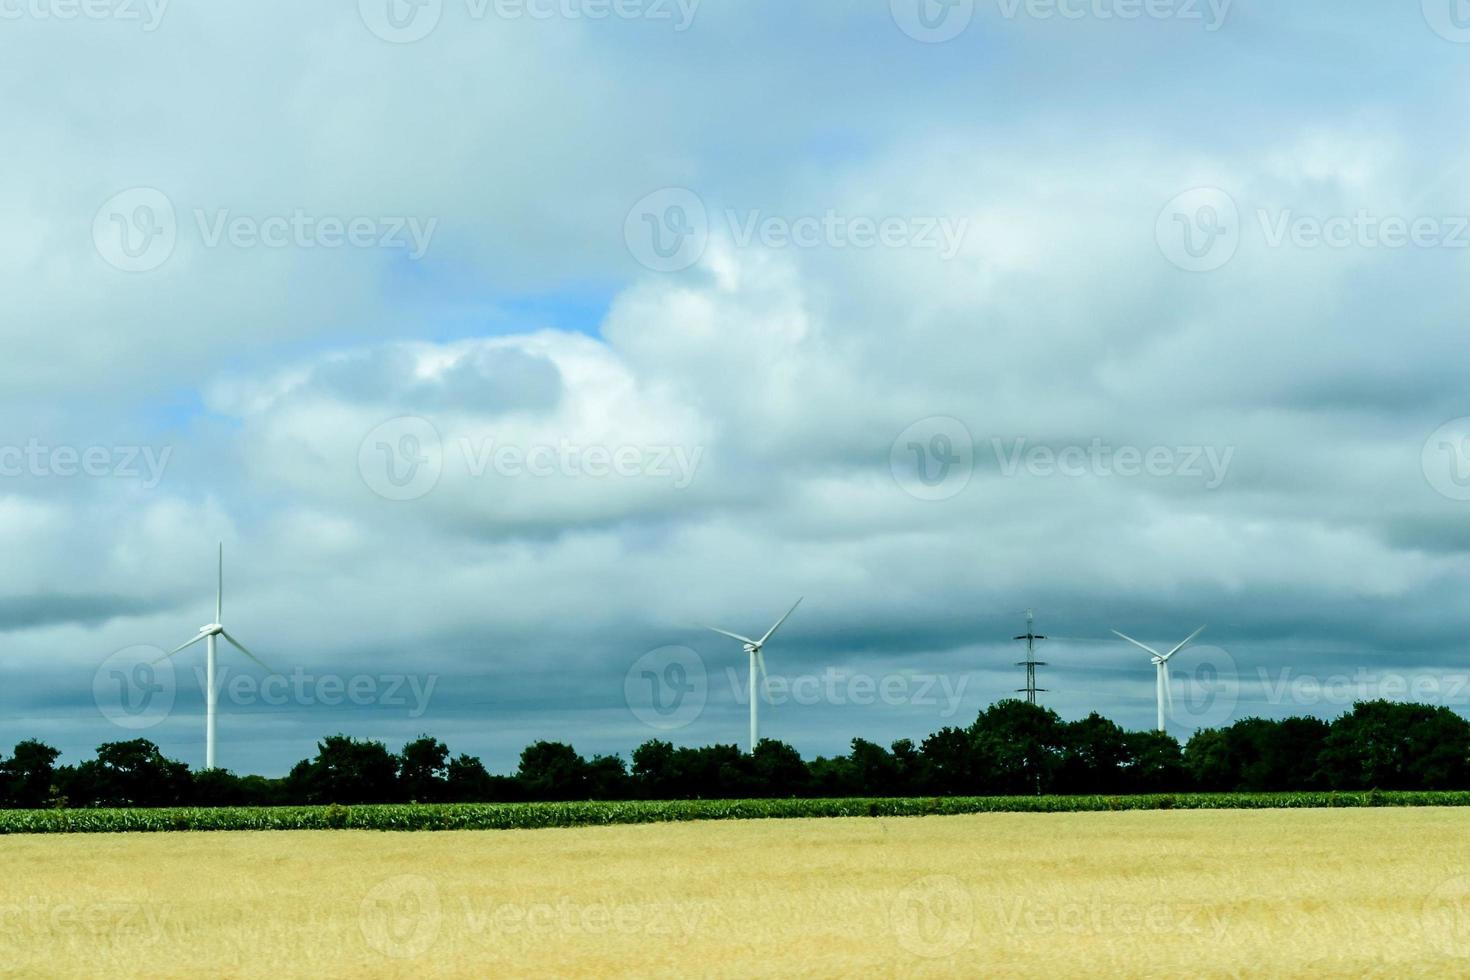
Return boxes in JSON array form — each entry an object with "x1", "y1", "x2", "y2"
[{"x1": 3, "y1": 790, "x2": 1470, "y2": 834}]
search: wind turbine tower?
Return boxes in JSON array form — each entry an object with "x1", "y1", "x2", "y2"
[
  {"x1": 1013, "y1": 610, "x2": 1047, "y2": 705},
  {"x1": 707, "y1": 598, "x2": 803, "y2": 753},
  {"x1": 157, "y1": 544, "x2": 272, "y2": 770}
]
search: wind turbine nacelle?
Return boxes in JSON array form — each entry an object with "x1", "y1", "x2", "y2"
[{"x1": 200, "y1": 623, "x2": 224, "y2": 635}]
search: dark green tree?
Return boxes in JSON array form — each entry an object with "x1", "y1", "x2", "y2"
[
  {"x1": 0, "y1": 739, "x2": 61, "y2": 808},
  {"x1": 750, "y1": 739, "x2": 809, "y2": 797},
  {"x1": 398, "y1": 736, "x2": 450, "y2": 803},
  {"x1": 288, "y1": 735, "x2": 401, "y2": 804},
  {"x1": 516, "y1": 741, "x2": 589, "y2": 800}
]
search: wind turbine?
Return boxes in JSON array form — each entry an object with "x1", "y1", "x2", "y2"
[
  {"x1": 1110, "y1": 626, "x2": 1206, "y2": 732},
  {"x1": 157, "y1": 544, "x2": 271, "y2": 770},
  {"x1": 707, "y1": 598, "x2": 803, "y2": 753}
]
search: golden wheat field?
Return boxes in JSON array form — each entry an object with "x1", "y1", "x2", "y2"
[{"x1": 6, "y1": 808, "x2": 1470, "y2": 978}]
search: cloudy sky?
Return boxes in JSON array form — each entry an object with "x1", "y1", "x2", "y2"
[{"x1": 4, "y1": 1, "x2": 1470, "y2": 776}]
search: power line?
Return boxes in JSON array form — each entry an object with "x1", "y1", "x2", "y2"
[{"x1": 1013, "y1": 609, "x2": 1047, "y2": 705}]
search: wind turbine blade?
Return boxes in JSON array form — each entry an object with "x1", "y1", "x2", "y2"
[
  {"x1": 706, "y1": 626, "x2": 758, "y2": 645},
  {"x1": 755, "y1": 648, "x2": 770, "y2": 703},
  {"x1": 1162, "y1": 659, "x2": 1174, "y2": 717},
  {"x1": 217, "y1": 542, "x2": 223, "y2": 622},
  {"x1": 155, "y1": 632, "x2": 208, "y2": 663},
  {"x1": 1111, "y1": 630, "x2": 1162, "y2": 658},
  {"x1": 1162, "y1": 625, "x2": 1207, "y2": 661},
  {"x1": 758, "y1": 597, "x2": 803, "y2": 646},
  {"x1": 221, "y1": 630, "x2": 273, "y2": 673}
]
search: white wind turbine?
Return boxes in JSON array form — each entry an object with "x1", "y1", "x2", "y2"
[
  {"x1": 1111, "y1": 626, "x2": 1206, "y2": 733},
  {"x1": 707, "y1": 598, "x2": 803, "y2": 753},
  {"x1": 157, "y1": 544, "x2": 272, "y2": 770}
]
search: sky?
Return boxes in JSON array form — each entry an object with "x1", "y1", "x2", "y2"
[{"x1": 3, "y1": 0, "x2": 1470, "y2": 776}]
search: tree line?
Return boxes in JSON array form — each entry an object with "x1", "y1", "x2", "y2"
[{"x1": 2, "y1": 698, "x2": 1468, "y2": 809}]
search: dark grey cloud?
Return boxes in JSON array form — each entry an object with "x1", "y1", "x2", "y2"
[{"x1": 3, "y1": 1, "x2": 1470, "y2": 776}]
